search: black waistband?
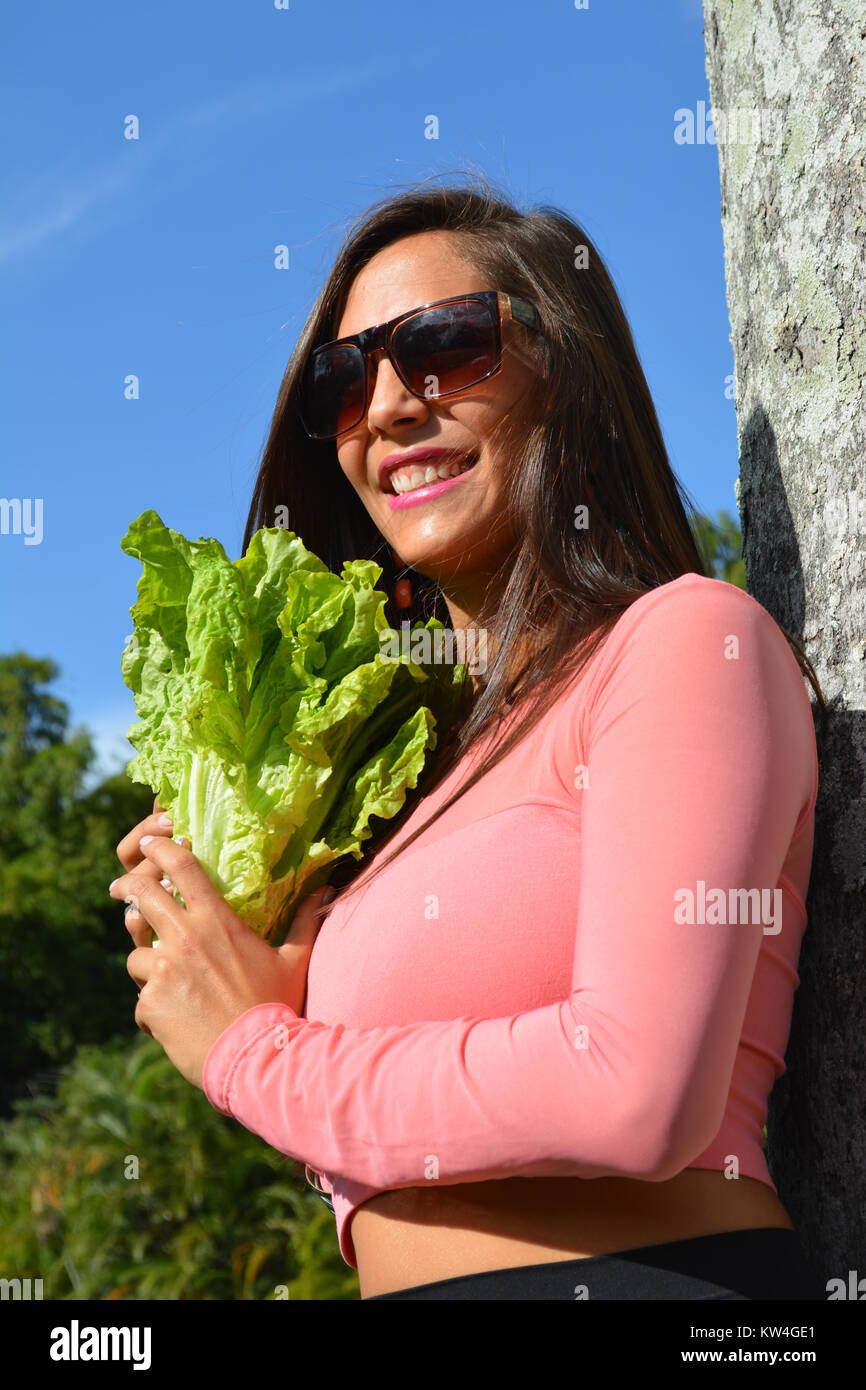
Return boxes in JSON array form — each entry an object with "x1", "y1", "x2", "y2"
[{"x1": 364, "y1": 1226, "x2": 825, "y2": 1301}]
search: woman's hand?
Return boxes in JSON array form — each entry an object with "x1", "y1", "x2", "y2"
[
  {"x1": 114, "y1": 797, "x2": 180, "y2": 949},
  {"x1": 111, "y1": 799, "x2": 335, "y2": 1090}
]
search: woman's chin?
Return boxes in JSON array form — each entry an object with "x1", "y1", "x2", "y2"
[{"x1": 393, "y1": 544, "x2": 504, "y2": 595}]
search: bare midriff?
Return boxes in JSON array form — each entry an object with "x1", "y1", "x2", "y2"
[{"x1": 351, "y1": 1170, "x2": 794, "y2": 1298}]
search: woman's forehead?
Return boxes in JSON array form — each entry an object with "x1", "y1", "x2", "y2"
[{"x1": 335, "y1": 234, "x2": 483, "y2": 337}]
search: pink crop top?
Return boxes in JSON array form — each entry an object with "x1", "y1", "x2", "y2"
[{"x1": 202, "y1": 573, "x2": 819, "y2": 1269}]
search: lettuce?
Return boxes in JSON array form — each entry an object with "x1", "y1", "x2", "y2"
[{"x1": 120, "y1": 510, "x2": 465, "y2": 944}]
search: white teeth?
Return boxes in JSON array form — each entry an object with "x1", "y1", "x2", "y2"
[
  {"x1": 392, "y1": 466, "x2": 427, "y2": 493},
  {"x1": 389, "y1": 454, "x2": 477, "y2": 494}
]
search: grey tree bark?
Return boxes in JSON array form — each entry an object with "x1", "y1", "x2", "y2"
[{"x1": 702, "y1": 0, "x2": 865, "y2": 1287}]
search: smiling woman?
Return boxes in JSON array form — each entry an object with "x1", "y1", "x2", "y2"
[
  {"x1": 128, "y1": 173, "x2": 828, "y2": 1301},
  {"x1": 328, "y1": 278, "x2": 544, "y2": 592}
]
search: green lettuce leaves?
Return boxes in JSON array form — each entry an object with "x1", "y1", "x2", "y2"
[{"x1": 120, "y1": 510, "x2": 465, "y2": 944}]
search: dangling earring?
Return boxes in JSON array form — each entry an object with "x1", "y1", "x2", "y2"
[{"x1": 391, "y1": 547, "x2": 412, "y2": 610}]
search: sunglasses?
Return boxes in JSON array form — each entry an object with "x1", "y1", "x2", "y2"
[{"x1": 296, "y1": 289, "x2": 544, "y2": 440}]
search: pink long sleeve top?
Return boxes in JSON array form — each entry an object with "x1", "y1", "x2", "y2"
[{"x1": 202, "y1": 573, "x2": 819, "y2": 1269}]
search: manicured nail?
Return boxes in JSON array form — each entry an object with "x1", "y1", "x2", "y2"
[
  {"x1": 109, "y1": 878, "x2": 118, "y2": 893},
  {"x1": 139, "y1": 835, "x2": 155, "y2": 847},
  {"x1": 160, "y1": 877, "x2": 172, "y2": 891},
  {"x1": 157, "y1": 813, "x2": 173, "y2": 828}
]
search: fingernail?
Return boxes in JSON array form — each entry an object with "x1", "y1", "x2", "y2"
[
  {"x1": 173, "y1": 835, "x2": 188, "y2": 846},
  {"x1": 140, "y1": 835, "x2": 155, "y2": 847},
  {"x1": 109, "y1": 878, "x2": 118, "y2": 893},
  {"x1": 157, "y1": 813, "x2": 173, "y2": 828},
  {"x1": 160, "y1": 877, "x2": 172, "y2": 891}
]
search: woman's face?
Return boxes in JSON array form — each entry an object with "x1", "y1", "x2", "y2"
[{"x1": 332, "y1": 231, "x2": 542, "y2": 604}]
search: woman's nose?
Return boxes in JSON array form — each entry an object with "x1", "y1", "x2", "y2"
[{"x1": 365, "y1": 350, "x2": 430, "y2": 433}]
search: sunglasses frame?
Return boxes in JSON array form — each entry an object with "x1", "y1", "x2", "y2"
[{"x1": 296, "y1": 289, "x2": 544, "y2": 440}]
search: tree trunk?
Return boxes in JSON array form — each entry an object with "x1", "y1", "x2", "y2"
[{"x1": 703, "y1": 0, "x2": 865, "y2": 1286}]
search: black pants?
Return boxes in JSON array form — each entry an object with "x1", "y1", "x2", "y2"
[{"x1": 365, "y1": 1226, "x2": 825, "y2": 1300}]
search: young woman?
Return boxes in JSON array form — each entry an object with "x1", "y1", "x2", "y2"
[{"x1": 112, "y1": 177, "x2": 828, "y2": 1301}]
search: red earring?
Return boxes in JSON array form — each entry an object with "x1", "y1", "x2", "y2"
[{"x1": 391, "y1": 548, "x2": 412, "y2": 609}]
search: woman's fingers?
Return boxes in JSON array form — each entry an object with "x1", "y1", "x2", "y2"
[
  {"x1": 126, "y1": 944, "x2": 157, "y2": 991},
  {"x1": 134, "y1": 837, "x2": 220, "y2": 918},
  {"x1": 114, "y1": 803, "x2": 183, "y2": 946},
  {"x1": 281, "y1": 885, "x2": 337, "y2": 948},
  {"x1": 123, "y1": 872, "x2": 178, "y2": 947},
  {"x1": 116, "y1": 808, "x2": 176, "y2": 871},
  {"x1": 124, "y1": 901, "x2": 155, "y2": 949},
  {"x1": 110, "y1": 868, "x2": 183, "y2": 940}
]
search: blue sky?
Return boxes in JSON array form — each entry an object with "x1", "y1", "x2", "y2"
[{"x1": 0, "y1": 0, "x2": 737, "y2": 782}]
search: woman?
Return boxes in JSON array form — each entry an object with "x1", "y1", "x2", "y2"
[{"x1": 112, "y1": 176, "x2": 828, "y2": 1301}]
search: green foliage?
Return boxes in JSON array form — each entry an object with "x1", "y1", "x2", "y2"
[
  {"x1": 690, "y1": 508, "x2": 746, "y2": 589},
  {"x1": 0, "y1": 652, "x2": 357, "y2": 1299},
  {"x1": 0, "y1": 1032, "x2": 359, "y2": 1300},
  {"x1": 0, "y1": 655, "x2": 154, "y2": 1114}
]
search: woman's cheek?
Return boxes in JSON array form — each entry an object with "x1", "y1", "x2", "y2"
[{"x1": 336, "y1": 443, "x2": 364, "y2": 488}]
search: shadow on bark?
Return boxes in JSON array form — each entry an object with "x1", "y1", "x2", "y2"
[{"x1": 741, "y1": 404, "x2": 865, "y2": 1290}]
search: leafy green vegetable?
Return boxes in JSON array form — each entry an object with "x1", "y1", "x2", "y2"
[{"x1": 120, "y1": 510, "x2": 465, "y2": 944}]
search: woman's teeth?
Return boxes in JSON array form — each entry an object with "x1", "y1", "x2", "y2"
[{"x1": 390, "y1": 455, "x2": 477, "y2": 495}]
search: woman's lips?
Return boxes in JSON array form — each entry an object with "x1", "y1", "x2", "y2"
[{"x1": 385, "y1": 455, "x2": 479, "y2": 510}]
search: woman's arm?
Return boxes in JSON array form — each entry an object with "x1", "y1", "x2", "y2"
[{"x1": 202, "y1": 578, "x2": 818, "y2": 1192}]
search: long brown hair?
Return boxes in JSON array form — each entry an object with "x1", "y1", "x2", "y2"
[{"x1": 243, "y1": 171, "x2": 828, "y2": 909}]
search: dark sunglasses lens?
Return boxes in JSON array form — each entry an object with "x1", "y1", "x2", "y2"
[
  {"x1": 394, "y1": 300, "x2": 498, "y2": 397},
  {"x1": 300, "y1": 343, "x2": 365, "y2": 438}
]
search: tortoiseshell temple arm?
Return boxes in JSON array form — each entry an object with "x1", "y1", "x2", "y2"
[{"x1": 503, "y1": 293, "x2": 544, "y2": 333}]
